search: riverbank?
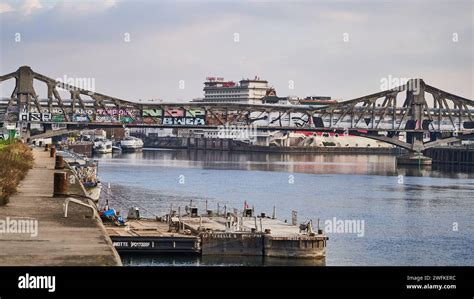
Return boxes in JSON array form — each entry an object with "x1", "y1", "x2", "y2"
[
  {"x1": 424, "y1": 146, "x2": 474, "y2": 165},
  {"x1": 142, "y1": 136, "x2": 403, "y2": 154},
  {"x1": 0, "y1": 147, "x2": 121, "y2": 266}
]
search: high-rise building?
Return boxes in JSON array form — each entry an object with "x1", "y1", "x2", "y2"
[{"x1": 195, "y1": 76, "x2": 270, "y2": 104}]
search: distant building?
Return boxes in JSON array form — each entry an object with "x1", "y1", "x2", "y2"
[
  {"x1": 81, "y1": 129, "x2": 107, "y2": 140},
  {"x1": 298, "y1": 96, "x2": 338, "y2": 105},
  {"x1": 191, "y1": 76, "x2": 337, "y2": 106},
  {"x1": 261, "y1": 89, "x2": 300, "y2": 105},
  {"x1": 193, "y1": 76, "x2": 271, "y2": 104}
]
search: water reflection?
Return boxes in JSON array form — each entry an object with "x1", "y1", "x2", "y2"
[
  {"x1": 121, "y1": 254, "x2": 325, "y2": 267},
  {"x1": 96, "y1": 149, "x2": 473, "y2": 178},
  {"x1": 96, "y1": 149, "x2": 474, "y2": 266}
]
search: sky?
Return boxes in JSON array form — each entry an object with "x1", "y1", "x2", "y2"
[{"x1": 0, "y1": 0, "x2": 473, "y2": 103}]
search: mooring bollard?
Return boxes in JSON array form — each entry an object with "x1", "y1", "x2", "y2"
[
  {"x1": 53, "y1": 172, "x2": 68, "y2": 196},
  {"x1": 44, "y1": 144, "x2": 50, "y2": 152},
  {"x1": 55, "y1": 155, "x2": 65, "y2": 170},
  {"x1": 50, "y1": 146, "x2": 56, "y2": 158}
]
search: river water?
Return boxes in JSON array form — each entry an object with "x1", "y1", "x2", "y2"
[{"x1": 94, "y1": 149, "x2": 474, "y2": 266}]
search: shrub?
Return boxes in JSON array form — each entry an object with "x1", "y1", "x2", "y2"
[{"x1": 0, "y1": 142, "x2": 34, "y2": 205}]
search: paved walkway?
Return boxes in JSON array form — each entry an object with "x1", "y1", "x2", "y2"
[{"x1": 0, "y1": 147, "x2": 121, "y2": 266}]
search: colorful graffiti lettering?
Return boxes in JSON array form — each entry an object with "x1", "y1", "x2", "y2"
[
  {"x1": 73, "y1": 108, "x2": 94, "y2": 115},
  {"x1": 96, "y1": 108, "x2": 135, "y2": 117},
  {"x1": 163, "y1": 117, "x2": 205, "y2": 126},
  {"x1": 164, "y1": 108, "x2": 184, "y2": 117},
  {"x1": 52, "y1": 114, "x2": 65, "y2": 122},
  {"x1": 142, "y1": 109, "x2": 162, "y2": 117},
  {"x1": 73, "y1": 115, "x2": 89, "y2": 122},
  {"x1": 186, "y1": 109, "x2": 206, "y2": 118},
  {"x1": 19, "y1": 112, "x2": 52, "y2": 122},
  {"x1": 95, "y1": 115, "x2": 116, "y2": 123},
  {"x1": 120, "y1": 116, "x2": 134, "y2": 123}
]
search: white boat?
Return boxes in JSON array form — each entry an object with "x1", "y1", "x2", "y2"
[
  {"x1": 95, "y1": 140, "x2": 113, "y2": 154},
  {"x1": 120, "y1": 136, "x2": 144, "y2": 151}
]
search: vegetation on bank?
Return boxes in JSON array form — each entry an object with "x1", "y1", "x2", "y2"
[{"x1": 0, "y1": 141, "x2": 34, "y2": 206}]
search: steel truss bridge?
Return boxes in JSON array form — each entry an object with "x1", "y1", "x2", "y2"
[{"x1": 1, "y1": 66, "x2": 473, "y2": 152}]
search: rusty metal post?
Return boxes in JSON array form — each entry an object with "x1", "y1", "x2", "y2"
[
  {"x1": 50, "y1": 146, "x2": 56, "y2": 158},
  {"x1": 53, "y1": 172, "x2": 68, "y2": 196},
  {"x1": 169, "y1": 204, "x2": 173, "y2": 223},
  {"x1": 55, "y1": 155, "x2": 65, "y2": 169}
]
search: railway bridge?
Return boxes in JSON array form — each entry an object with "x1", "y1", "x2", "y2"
[{"x1": 1, "y1": 66, "x2": 473, "y2": 163}]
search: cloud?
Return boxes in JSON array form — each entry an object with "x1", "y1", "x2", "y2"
[
  {"x1": 0, "y1": 0, "x2": 118, "y2": 16},
  {"x1": 54, "y1": 0, "x2": 117, "y2": 14},
  {"x1": 0, "y1": 0, "x2": 472, "y2": 101},
  {"x1": 326, "y1": 11, "x2": 368, "y2": 23},
  {"x1": 0, "y1": 0, "x2": 43, "y2": 16},
  {"x1": 20, "y1": 0, "x2": 42, "y2": 15},
  {"x1": 0, "y1": 2, "x2": 13, "y2": 13}
]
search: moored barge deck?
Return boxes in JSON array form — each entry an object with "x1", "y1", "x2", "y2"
[
  {"x1": 106, "y1": 215, "x2": 328, "y2": 259},
  {"x1": 181, "y1": 215, "x2": 327, "y2": 258},
  {"x1": 105, "y1": 220, "x2": 200, "y2": 254}
]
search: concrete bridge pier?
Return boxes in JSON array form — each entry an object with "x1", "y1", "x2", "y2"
[
  {"x1": 396, "y1": 137, "x2": 432, "y2": 166},
  {"x1": 397, "y1": 132, "x2": 433, "y2": 166},
  {"x1": 396, "y1": 152, "x2": 432, "y2": 166}
]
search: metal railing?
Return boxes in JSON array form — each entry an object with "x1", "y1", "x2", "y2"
[{"x1": 63, "y1": 197, "x2": 98, "y2": 219}]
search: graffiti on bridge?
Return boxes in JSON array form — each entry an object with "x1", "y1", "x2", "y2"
[{"x1": 4, "y1": 106, "x2": 317, "y2": 128}]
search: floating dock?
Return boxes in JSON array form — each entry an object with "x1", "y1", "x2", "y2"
[{"x1": 106, "y1": 211, "x2": 328, "y2": 259}]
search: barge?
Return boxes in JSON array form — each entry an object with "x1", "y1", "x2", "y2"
[
  {"x1": 105, "y1": 207, "x2": 328, "y2": 259},
  {"x1": 106, "y1": 220, "x2": 200, "y2": 254}
]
